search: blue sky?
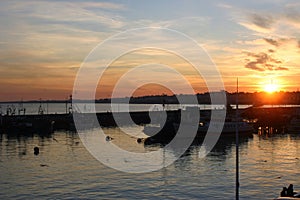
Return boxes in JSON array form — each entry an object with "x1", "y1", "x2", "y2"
[{"x1": 1, "y1": 0, "x2": 300, "y2": 100}]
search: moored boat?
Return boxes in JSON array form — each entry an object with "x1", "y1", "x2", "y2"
[
  {"x1": 287, "y1": 116, "x2": 300, "y2": 134},
  {"x1": 287, "y1": 108, "x2": 300, "y2": 134},
  {"x1": 173, "y1": 118, "x2": 254, "y2": 136},
  {"x1": 274, "y1": 184, "x2": 300, "y2": 199}
]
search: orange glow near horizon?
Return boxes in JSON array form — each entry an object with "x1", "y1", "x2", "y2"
[
  {"x1": 263, "y1": 83, "x2": 279, "y2": 93},
  {"x1": 261, "y1": 79, "x2": 281, "y2": 93},
  {"x1": 2, "y1": 1, "x2": 300, "y2": 102}
]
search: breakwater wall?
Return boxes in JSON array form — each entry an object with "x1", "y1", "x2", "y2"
[
  {"x1": 242, "y1": 106, "x2": 298, "y2": 128},
  {"x1": 0, "y1": 106, "x2": 299, "y2": 135},
  {"x1": 0, "y1": 110, "x2": 180, "y2": 135}
]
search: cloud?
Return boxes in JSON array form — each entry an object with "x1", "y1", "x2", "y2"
[
  {"x1": 0, "y1": 1, "x2": 126, "y2": 31},
  {"x1": 244, "y1": 51, "x2": 288, "y2": 72},
  {"x1": 77, "y1": 2, "x2": 126, "y2": 10},
  {"x1": 264, "y1": 38, "x2": 280, "y2": 46},
  {"x1": 250, "y1": 13, "x2": 275, "y2": 29},
  {"x1": 234, "y1": 5, "x2": 300, "y2": 36},
  {"x1": 216, "y1": 3, "x2": 233, "y2": 9},
  {"x1": 283, "y1": 4, "x2": 300, "y2": 25},
  {"x1": 263, "y1": 37, "x2": 300, "y2": 49},
  {"x1": 238, "y1": 21, "x2": 273, "y2": 34},
  {"x1": 268, "y1": 49, "x2": 276, "y2": 53},
  {"x1": 129, "y1": 16, "x2": 211, "y2": 36}
]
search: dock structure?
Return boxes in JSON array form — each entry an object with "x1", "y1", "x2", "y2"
[
  {"x1": 0, "y1": 106, "x2": 298, "y2": 136},
  {"x1": 0, "y1": 110, "x2": 181, "y2": 135},
  {"x1": 242, "y1": 106, "x2": 298, "y2": 133}
]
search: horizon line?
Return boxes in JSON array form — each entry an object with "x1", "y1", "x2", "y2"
[{"x1": 1, "y1": 90, "x2": 300, "y2": 104}]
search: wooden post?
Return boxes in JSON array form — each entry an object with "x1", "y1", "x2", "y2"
[{"x1": 236, "y1": 78, "x2": 239, "y2": 200}]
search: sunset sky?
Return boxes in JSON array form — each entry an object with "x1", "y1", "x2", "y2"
[{"x1": 1, "y1": 0, "x2": 300, "y2": 101}]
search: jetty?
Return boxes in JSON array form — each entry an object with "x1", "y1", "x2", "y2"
[
  {"x1": 0, "y1": 110, "x2": 179, "y2": 135},
  {"x1": 0, "y1": 105, "x2": 299, "y2": 137}
]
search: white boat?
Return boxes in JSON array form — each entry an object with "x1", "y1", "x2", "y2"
[
  {"x1": 212, "y1": 119, "x2": 254, "y2": 135},
  {"x1": 175, "y1": 106, "x2": 254, "y2": 136},
  {"x1": 143, "y1": 123, "x2": 161, "y2": 136},
  {"x1": 173, "y1": 119, "x2": 254, "y2": 136}
]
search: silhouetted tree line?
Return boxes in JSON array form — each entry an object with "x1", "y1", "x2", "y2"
[{"x1": 2, "y1": 91, "x2": 300, "y2": 105}]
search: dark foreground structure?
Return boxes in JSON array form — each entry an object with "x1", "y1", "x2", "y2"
[
  {"x1": 0, "y1": 111, "x2": 156, "y2": 135},
  {"x1": 0, "y1": 106, "x2": 299, "y2": 139}
]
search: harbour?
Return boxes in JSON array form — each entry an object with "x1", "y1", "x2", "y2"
[
  {"x1": 0, "y1": 103, "x2": 299, "y2": 136},
  {"x1": 1, "y1": 102, "x2": 299, "y2": 199},
  {"x1": 3, "y1": 0, "x2": 300, "y2": 198},
  {"x1": 0, "y1": 127, "x2": 299, "y2": 199}
]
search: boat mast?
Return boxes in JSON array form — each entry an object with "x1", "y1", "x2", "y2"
[{"x1": 235, "y1": 78, "x2": 239, "y2": 200}]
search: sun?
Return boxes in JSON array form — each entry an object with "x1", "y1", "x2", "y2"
[{"x1": 263, "y1": 82, "x2": 279, "y2": 93}]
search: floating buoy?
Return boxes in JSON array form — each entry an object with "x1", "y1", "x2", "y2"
[
  {"x1": 106, "y1": 136, "x2": 113, "y2": 141},
  {"x1": 34, "y1": 146, "x2": 39, "y2": 155}
]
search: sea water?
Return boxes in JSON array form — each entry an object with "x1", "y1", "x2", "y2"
[{"x1": 0, "y1": 127, "x2": 299, "y2": 199}]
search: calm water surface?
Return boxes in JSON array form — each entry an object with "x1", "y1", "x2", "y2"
[{"x1": 0, "y1": 127, "x2": 299, "y2": 199}]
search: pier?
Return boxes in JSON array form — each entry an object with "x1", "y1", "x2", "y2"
[
  {"x1": 0, "y1": 110, "x2": 180, "y2": 135},
  {"x1": 0, "y1": 106, "x2": 299, "y2": 136},
  {"x1": 242, "y1": 106, "x2": 298, "y2": 133}
]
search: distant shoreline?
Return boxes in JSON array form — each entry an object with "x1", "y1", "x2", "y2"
[{"x1": 1, "y1": 91, "x2": 300, "y2": 105}]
